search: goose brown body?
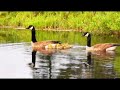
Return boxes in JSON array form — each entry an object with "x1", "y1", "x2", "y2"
[{"x1": 87, "y1": 43, "x2": 117, "y2": 51}]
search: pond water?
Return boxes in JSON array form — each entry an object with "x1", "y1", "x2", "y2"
[{"x1": 0, "y1": 28, "x2": 120, "y2": 79}]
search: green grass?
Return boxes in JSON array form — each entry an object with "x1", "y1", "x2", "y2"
[
  {"x1": 1, "y1": 11, "x2": 120, "y2": 34},
  {"x1": 0, "y1": 28, "x2": 84, "y2": 44}
]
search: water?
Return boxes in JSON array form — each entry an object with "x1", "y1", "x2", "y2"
[
  {"x1": 0, "y1": 43, "x2": 32, "y2": 78},
  {"x1": 0, "y1": 28, "x2": 120, "y2": 79}
]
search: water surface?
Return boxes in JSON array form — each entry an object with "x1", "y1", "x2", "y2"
[{"x1": 0, "y1": 28, "x2": 120, "y2": 79}]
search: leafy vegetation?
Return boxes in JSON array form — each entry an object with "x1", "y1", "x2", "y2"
[{"x1": 1, "y1": 11, "x2": 120, "y2": 34}]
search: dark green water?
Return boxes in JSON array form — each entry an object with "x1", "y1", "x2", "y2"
[{"x1": 0, "y1": 28, "x2": 120, "y2": 79}]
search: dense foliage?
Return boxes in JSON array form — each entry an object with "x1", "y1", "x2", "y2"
[{"x1": 0, "y1": 11, "x2": 120, "y2": 33}]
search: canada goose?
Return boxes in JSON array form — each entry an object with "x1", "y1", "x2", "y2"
[
  {"x1": 26, "y1": 25, "x2": 72, "y2": 50},
  {"x1": 83, "y1": 32, "x2": 120, "y2": 52}
]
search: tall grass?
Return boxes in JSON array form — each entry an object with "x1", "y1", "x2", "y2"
[{"x1": 0, "y1": 11, "x2": 120, "y2": 33}]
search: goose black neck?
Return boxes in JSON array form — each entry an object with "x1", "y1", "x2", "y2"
[
  {"x1": 87, "y1": 34, "x2": 91, "y2": 47},
  {"x1": 31, "y1": 28, "x2": 37, "y2": 43}
]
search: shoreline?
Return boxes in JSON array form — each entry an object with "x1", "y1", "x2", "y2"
[{"x1": 0, "y1": 26, "x2": 120, "y2": 36}]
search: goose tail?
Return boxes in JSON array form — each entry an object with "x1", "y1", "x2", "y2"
[{"x1": 113, "y1": 44, "x2": 120, "y2": 46}]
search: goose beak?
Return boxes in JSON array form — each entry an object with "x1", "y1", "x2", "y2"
[
  {"x1": 82, "y1": 32, "x2": 89, "y2": 37},
  {"x1": 26, "y1": 27, "x2": 29, "y2": 29},
  {"x1": 82, "y1": 32, "x2": 85, "y2": 36},
  {"x1": 82, "y1": 34, "x2": 84, "y2": 36}
]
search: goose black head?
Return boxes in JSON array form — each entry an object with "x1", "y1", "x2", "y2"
[
  {"x1": 83, "y1": 32, "x2": 90, "y2": 37},
  {"x1": 26, "y1": 25, "x2": 35, "y2": 30}
]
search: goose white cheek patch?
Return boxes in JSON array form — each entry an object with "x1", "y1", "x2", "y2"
[
  {"x1": 29, "y1": 26, "x2": 33, "y2": 30},
  {"x1": 85, "y1": 33, "x2": 89, "y2": 37}
]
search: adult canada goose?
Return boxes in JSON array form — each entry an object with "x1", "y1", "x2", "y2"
[
  {"x1": 26, "y1": 25, "x2": 72, "y2": 51},
  {"x1": 83, "y1": 32, "x2": 120, "y2": 52}
]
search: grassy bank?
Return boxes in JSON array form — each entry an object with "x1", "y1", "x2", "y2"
[{"x1": 0, "y1": 11, "x2": 120, "y2": 34}]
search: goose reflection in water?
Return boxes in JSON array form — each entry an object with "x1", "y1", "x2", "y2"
[
  {"x1": 29, "y1": 48, "x2": 57, "y2": 68},
  {"x1": 29, "y1": 48, "x2": 60, "y2": 79},
  {"x1": 29, "y1": 45, "x2": 116, "y2": 79},
  {"x1": 80, "y1": 51, "x2": 116, "y2": 79},
  {"x1": 89, "y1": 51, "x2": 116, "y2": 78},
  {"x1": 29, "y1": 46, "x2": 93, "y2": 68},
  {"x1": 28, "y1": 47, "x2": 94, "y2": 79},
  {"x1": 90, "y1": 50, "x2": 116, "y2": 60}
]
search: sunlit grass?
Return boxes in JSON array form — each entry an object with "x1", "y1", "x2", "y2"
[{"x1": 1, "y1": 11, "x2": 120, "y2": 34}]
